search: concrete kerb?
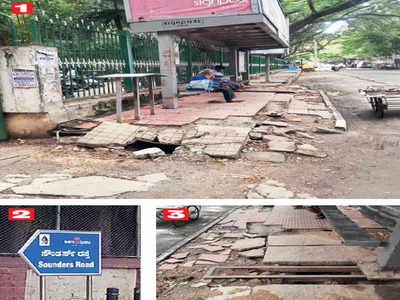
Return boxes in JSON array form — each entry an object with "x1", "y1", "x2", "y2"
[
  {"x1": 319, "y1": 90, "x2": 347, "y2": 131},
  {"x1": 156, "y1": 207, "x2": 239, "y2": 264},
  {"x1": 286, "y1": 70, "x2": 303, "y2": 86}
]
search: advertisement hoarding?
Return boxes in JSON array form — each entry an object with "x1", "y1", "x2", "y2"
[{"x1": 128, "y1": 0, "x2": 253, "y2": 21}]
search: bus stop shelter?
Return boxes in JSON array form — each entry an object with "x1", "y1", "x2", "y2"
[{"x1": 123, "y1": 0, "x2": 290, "y2": 109}]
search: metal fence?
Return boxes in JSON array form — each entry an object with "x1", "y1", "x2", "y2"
[
  {"x1": 0, "y1": 206, "x2": 138, "y2": 257},
  {"x1": 3, "y1": 11, "x2": 288, "y2": 101}
]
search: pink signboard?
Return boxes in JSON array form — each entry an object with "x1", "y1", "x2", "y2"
[{"x1": 129, "y1": 0, "x2": 252, "y2": 21}]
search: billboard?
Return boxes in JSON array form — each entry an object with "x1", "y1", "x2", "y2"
[{"x1": 128, "y1": 0, "x2": 253, "y2": 21}]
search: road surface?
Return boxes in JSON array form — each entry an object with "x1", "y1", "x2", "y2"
[
  {"x1": 156, "y1": 206, "x2": 234, "y2": 257},
  {"x1": 296, "y1": 70, "x2": 400, "y2": 198},
  {"x1": 341, "y1": 69, "x2": 400, "y2": 86}
]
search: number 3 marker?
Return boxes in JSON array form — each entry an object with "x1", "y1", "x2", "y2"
[
  {"x1": 8, "y1": 208, "x2": 35, "y2": 221},
  {"x1": 163, "y1": 208, "x2": 189, "y2": 221},
  {"x1": 11, "y1": 2, "x2": 33, "y2": 14}
]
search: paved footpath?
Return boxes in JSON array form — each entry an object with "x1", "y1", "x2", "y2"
[{"x1": 157, "y1": 206, "x2": 399, "y2": 300}]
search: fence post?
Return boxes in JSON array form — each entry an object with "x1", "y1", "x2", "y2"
[
  {"x1": 29, "y1": 17, "x2": 39, "y2": 44},
  {"x1": 186, "y1": 42, "x2": 192, "y2": 82},
  {"x1": 120, "y1": 30, "x2": 134, "y2": 92}
]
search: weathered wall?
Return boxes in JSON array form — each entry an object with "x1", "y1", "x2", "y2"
[
  {"x1": 0, "y1": 256, "x2": 139, "y2": 300},
  {"x1": 0, "y1": 46, "x2": 69, "y2": 137}
]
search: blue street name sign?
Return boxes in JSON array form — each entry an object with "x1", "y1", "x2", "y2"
[{"x1": 18, "y1": 230, "x2": 101, "y2": 276}]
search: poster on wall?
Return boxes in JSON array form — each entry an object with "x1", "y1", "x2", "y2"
[
  {"x1": 10, "y1": 69, "x2": 38, "y2": 88},
  {"x1": 36, "y1": 50, "x2": 57, "y2": 67}
]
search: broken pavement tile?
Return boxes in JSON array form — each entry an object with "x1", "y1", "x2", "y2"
[
  {"x1": 243, "y1": 152, "x2": 286, "y2": 163},
  {"x1": 158, "y1": 264, "x2": 177, "y2": 271},
  {"x1": 267, "y1": 140, "x2": 296, "y2": 153},
  {"x1": 314, "y1": 127, "x2": 343, "y2": 134},
  {"x1": 0, "y1": 182, "x2": 16, "y2": 192},
  {"x1": 262, "y1": 121, "x2": 288, "y2": 127},
  {"x1": 239, "y1": 248, "x2": 265, "y2": 258},
  {"x1": 171, "y1": 252, "x2": 190, "y2": 260},
  {"x1": 231, "y1": 238, "x2": 266, "y2": 252},
  {"x1": 198, "y1": 254, "x2": 230, "y2": 263},
  {"x1": 164, "y1": 258, "x2": 184, "y2": 264},
  {"x1": 181, "y1": 261, "x2": 196, "y2": 268},
  {"x1": 296, "y1": 144, "x2": 327, "y2": 158},
  {"x1": 132, "y1": 148, "x2": 166, "y2": 159}
]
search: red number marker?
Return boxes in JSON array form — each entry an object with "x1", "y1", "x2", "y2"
[
  {"x1": 11, "y1": 2, "x2": 33, "y2": 14},
  {"x1": 8, "y1": 208, "x2": 35, "y2": 221},
  {"x1": 163, "y1": 208, "x2": 189, "y2": 221}
]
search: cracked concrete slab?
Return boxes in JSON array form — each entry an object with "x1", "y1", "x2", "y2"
[
  {"x1": 0, "y1": 182, "x2": 15, "y2": 192},
  {"x1": 296, "y1": 144, "x2": 327, "y2": 158},
  {"x1": 239, "y1": 248, "x2": 265, "y2": 258},
  {"x1": 232, "y1": 238, "x2": 266, "y2": 252},
  {"x1": 204, "y1": 143, "x2": 243, "y2": 159},
  {"x1": 268, "y1": 140, "x2": 296, "y2": 153},
  {"x1": 198, "y1": 254, "x2": 229, "y2": 263},
  {"x1": 77, "y1": 122, "x2": 142, "y2": 147},
  {"x1": 157, "y1": 128, "x2": 185, "y2": 144},
  {"x1": 263, "y1": 246, "x2": 372, "y2": 265},
  {"x1": 268, "y1": 232, "x2": 342, "y2": 246},
  {"x1": 12, "y1": 176, "x2": 152, "y2": 198},
  {"x1": 132, "y1": 148, "x2": 166, "y2": 159},
  {"x1": 243, "y1": 152, "x2": 286, "y2": 163}
]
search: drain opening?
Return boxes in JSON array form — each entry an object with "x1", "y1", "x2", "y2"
[{"x1": 126, "y1": 140, "x2": 180, "y2": 154}]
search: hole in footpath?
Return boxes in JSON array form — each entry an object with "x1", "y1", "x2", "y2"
[{"x1": 126, "y1": 140, "x2": 179, "y2": 154}]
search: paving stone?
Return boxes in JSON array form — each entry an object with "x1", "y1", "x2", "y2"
[
  {"x1": 198, "y1": 245, "x2": 225, "y2": 252},
  {"x1": 4, "y1": 174, "x2": 31, "y2": 183},
  {"x1": 211, "y1": 241, "x2": 232, "y2": 247},
  {"x1": 249, "y1": 132, "x2": 263, "y2": 140},
  {"x1": 171, "y1": 252, "x2": 189, "y2": 260},
  {"x1": 314, "y1": 126, "x2": 343, "y2": 134},
  {"x1": 204, "y1": 143, "x2": 243, "y2": 159},
  {"x1": 239, "y1": 248, "x2": 265, "y2": 258},
  {"x1": 296, "y1": 144, "x2": 327, "y2": 158},
  {"x1": 136, "y1": 173, "x2": 169, "y2": 183},
  {"x1": 262, "y1": 121, "x2": 288, "y2": 127},
  {"x1": 220, "y1": 249, "x2": 232, "y2": 256},
  {"x1": 263, "y1": 246, "x2": 363, "y2": 265},
  {"x1": 181, "y1": 261, "x2": 195, "y2": 268},
  {"x1": 77, "y1": 122, "x2": 141, "y2": 147},
  {"x1": 158, "y1": 128, "x2": 185, "y2": 144},
  {"x1": 223, "y1": 233, "x2": 243, "y2": 239},
  {"x1": 268, "y1": 141, "x2": 296, "y2": 153},
  {"x1": 31, "y1": 173, "x2": 73, "y2": 185},
  {"x1": 196, "y1": 260, "x2": 218, "y2": 265},
  {"x1": 246, "y1": 223, "x2": 284, "y2": 237},
  {"x1": 164, "y1": 258, "x2": 184, "y2": 264},
  {"x1": 158, "y1": 264, "x2": 177, "y2": 271},
  {"x1": 296, "y1": 132, "x2": 314, "y2": 139},
  {"x1": 202, "y1": 233, "x2": 220, "y2": 241},
  {"x1": 262, "y1": 135, "x2": 291, "y2": 143},
  {"x1": 0, "y1": 182, "x2": 15, "y2": 192},
  {"x1": 247, "y1": 191, "x2": 265, "y2": 199},
  {"x1": 132, "y1": 148, "x2": 166, "y2": 159},
  {"x1": 232, "y1": 238, "x2": 266, "y2": 252},
  {"x1": 12, "y1": 176, "x2": 152, "y2": 198},
  {"x1": 255, "y1": 184, "x2": 294, "y2": 199},
  {"x1": 264, "y1": 206, "x2": 332, "y2": 229},
  {"x1": 268, "y1": 232, "x2": 342, "y2": 246},
  {"x1": 244, "y1": 152, "x2": 286, "y2": 163},
  {"x1": 252, "y1": 126, "x2": 272, "y2": 134},
  {"x1": 134, "y1": 126, "x2": 159, "y2": 142},
  {"x1": 198, "y1": 254, "x2": 230, "y2": 263}
]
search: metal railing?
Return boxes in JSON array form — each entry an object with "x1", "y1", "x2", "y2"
[{"x1": 3, "y1": 11, "x2": 289, "y2": 101}]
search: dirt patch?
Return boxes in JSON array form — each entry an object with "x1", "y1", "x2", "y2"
[
  {"x1": 231, "y1": 290, "x2": 284, "y2": 300},
  {"x1": 374, "y1": 285, "x2": 400, "y2": 300},
  {"x1": 318, "y1": 294, "x2": 364, "y2": 300}
]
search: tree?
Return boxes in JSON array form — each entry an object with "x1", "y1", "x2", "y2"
[{"x1": 280, "y1": 0, "x2": 400, "y2": 59}]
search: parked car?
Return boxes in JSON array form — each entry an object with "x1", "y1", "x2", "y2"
[
  {"x1": 377, "y1": 63, "x2": 397, "y2": 70},
  {"x1": 357, "y1": 61, "x2": 372, "y2": 68},
  {"x1": 332, "y1": 63, "x2": 345, "y2": 71},
  {"x1": 301, "y1": 63, "x2": 315, "y2": 72}
]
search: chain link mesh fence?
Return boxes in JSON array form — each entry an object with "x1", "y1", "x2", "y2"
[{"x1": 0, "y1": 206, "x2": 138, "y2": 256}]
